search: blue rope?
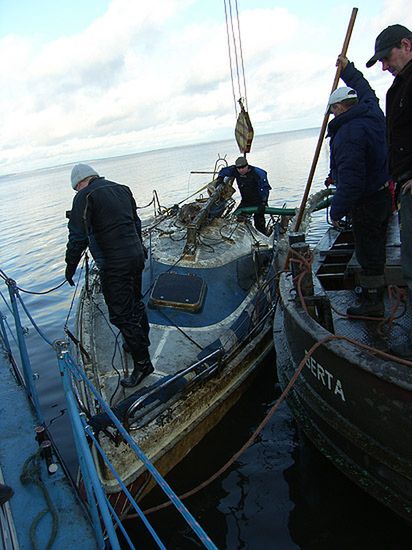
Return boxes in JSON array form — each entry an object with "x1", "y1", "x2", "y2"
[
  {"x1": 0, "y1": 288, "x2": 14, "y2": 315},
  {"x1": 0, "y1": 290, "x2": 21, "y2": 347},
  {"x1": 85, "y1": 426, "x2": 166, "y2": 550},
  {"x1": 1, "y1": 312, "x2": 19, "y2": 347},
  {"x1": 99, "y1": 488, "x2": 136, "y2": 550},
  {"x1": 65, "y1": 354, "x2": 217, "y2": 550},
  {"x1": 16, "y1": 291, "x2": 53, "y2": 346}
]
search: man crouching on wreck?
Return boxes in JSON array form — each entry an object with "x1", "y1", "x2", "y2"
[{"x1": 64, "y1": 163, "x2": 153, "y2": 387}]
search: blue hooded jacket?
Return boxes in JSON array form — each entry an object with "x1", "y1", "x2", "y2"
[
  {"x1": 217, "y1": 165, "x2": 271, "y2": 205},
  {"x1": 328, "y1": 62, "x2": 389, "y2": 221}
]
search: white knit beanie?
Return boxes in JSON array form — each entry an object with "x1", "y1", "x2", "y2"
[{"x1": 71, "y1": 164, "x2": 99, "y2": 189}]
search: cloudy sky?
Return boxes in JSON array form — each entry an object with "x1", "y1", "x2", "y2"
[{"x1": 0, "y1": 0, "x2": 411, "y2": 176}]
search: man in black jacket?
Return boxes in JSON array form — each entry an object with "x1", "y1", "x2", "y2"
[
  {"x1": 367, "y1": 24, "x2": 412, "y2": 356},
  {"x1": 65, "y1": 164, "x2": 152, "y2": 387}
]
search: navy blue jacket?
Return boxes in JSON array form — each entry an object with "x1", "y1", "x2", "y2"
[
  {"x1": 66, "y1": 176, "x2": 144, "y2": 269},
  {"x1": 328, "y1": 62, "x2": 389, "y2": 221},
  {"x1": 217, "y1": 165, "x2": 271, "y2": 205}
]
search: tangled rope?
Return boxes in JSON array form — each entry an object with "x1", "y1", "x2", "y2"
[
  {"x1": 20, "y1": 449, "x2": 59, "y2": 550},
  {"x1": 289, "y1": 243, "x2": 409, "y2": 340},
  {"x1": 124, "y1": 241, "x2": 412, "y2": 518}
]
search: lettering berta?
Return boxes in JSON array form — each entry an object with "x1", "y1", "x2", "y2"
[{"x1": 304, "y1": 351, "x2": 346, "y2": 402}]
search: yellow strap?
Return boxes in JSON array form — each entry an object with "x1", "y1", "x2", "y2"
[{"x1": 235, "y1": 108, "x2": 254, "y2": 153}]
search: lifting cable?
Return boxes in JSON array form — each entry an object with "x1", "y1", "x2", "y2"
[
  {"x1": 224, "y1": 0, "x2": 248, "y2": 117},
  {"x1": 223, "y1": 0, "x2": 254, "y2": 154}
]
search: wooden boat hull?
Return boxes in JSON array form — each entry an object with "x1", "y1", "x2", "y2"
[{"x1": 274, "y1": 269, "x2": 412, "y2": 523}]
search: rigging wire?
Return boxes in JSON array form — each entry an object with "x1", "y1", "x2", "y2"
[
  {"x1": 224, "y1": 0, "x2": 238, "y2": 118},
  {"x1": 234, "y1": 0, "x2": 248, "y2": 112},
  {"x1": 224, "y1": 0, "x2": 249, "y2": 117}
]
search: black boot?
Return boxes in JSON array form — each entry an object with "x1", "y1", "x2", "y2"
[
  {"x1": 0, "y1": 483, "x2": 13, "y2": 506},
  {"x1": 347, "y1": 275, "x2": 385, "y2": 318},
  {"x1": 347, "y1": 287, "x2": 385, "y2": 317},
  {"x1": 121, "y1": 359, "x2": 154, "y2": 388}
]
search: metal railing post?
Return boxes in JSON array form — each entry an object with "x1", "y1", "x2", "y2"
[
  {"x1": 0, "y1": 312, "x2": 12, "y2": 356},
  {"x1": 7, "y1": 280, "x2": 44, "y2": 424},
  {"x1": 54, "y1": 339, "x2": 120, "y2": 550},
  {"x1": 70, "y1": 357, "x2": 218, "y2": 550}
]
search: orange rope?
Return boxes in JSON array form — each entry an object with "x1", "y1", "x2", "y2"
[
  {"x1": 125, "y1": 249, "x2": 411, "y2": 519},
  {"x1": 130, "y1": 337, "x2": 321, "y2": 518}
]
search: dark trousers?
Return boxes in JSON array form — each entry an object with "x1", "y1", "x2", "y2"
[
  {"x1": 239, "y1": 201, "x2": 266, "y2": 235},
  {"x1": 99, "y1": 256, "x2": 150, "y2": 361},
  {"x1": 351, "y1": 188, "x2": 392, "y2": 277},
  {"x1": 253, "y1": 212, "x2": 266, "y2": 235}
]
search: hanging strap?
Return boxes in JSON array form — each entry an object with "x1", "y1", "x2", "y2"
[{"x1": 235, "y1": 99, "x2": 254, "y2": 153}]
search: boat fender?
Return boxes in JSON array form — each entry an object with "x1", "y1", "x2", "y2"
[{"x1": 88, "y1": 376, "x2": 188, "y2": 433}]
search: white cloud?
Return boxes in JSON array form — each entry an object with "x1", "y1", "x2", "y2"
[{"x1": 1, "y1": 0, "x2": 412, "y2": 175}]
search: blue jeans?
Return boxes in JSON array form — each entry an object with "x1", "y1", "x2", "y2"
[{"x1": 400, "y1": 192, "x2": 412, "y2": 291}]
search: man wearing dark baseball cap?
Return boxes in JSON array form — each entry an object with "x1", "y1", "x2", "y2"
[
  {"x1": 367, "y1": 24, "x2": 412, "y2": 356},
  {"x1": 366, "y1": 24, "x2": 412, "y2": 68}
]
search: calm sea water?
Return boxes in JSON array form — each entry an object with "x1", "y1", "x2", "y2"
[{"x1": 1, "y1": 129, "x2": 411, "y2": 548}]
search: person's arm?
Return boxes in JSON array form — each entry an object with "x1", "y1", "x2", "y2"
[
  {"x1": 128, "y1": 189, "x2": 148, "y2": 258},
  {"x1": 339, "y1": 55, "x2": 380, "y2": 106},
  {"x1": 254, "y1": 167, "x2": 271, "y2": 203},
  {"x1": 65, "y1": 194, "x2": 88, "y2": 284},
  {"x1": 215, "y1": 166, "x2": 236, "y2": 183},
  {"x1": 129, "y1": 190, "x2": 143, "y2": 239}
]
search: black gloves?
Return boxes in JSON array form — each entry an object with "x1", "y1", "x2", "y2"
[
  {"x1": 324, "y1": 175, "x2": 334, "y2": 188},
  {"x1": 65, "y1": 264, "x2": 77, "y2": 286},
  {"x1": 257, "y1": 203, "x2": 266, "y2": 215}
]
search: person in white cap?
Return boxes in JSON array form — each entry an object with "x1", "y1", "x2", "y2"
[
  {"x1": 65, "y1": 164, "x2": 153, "y2": 387},
  {"x1": 326, "y1": 55, "x2": 392, "y2": 318},
  {"x1": 366, "y1": 24, "x2": 412, "y2": 356}
]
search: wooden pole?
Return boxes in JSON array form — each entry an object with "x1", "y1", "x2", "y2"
[{"x1": 293, "y1": 7, "x2": 358, "y2": 232}]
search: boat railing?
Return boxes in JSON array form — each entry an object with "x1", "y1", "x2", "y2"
[
  {"x1": 55, "y1": 341, "x2": 217, "y2": 549},
  {"x1": 124, "y1": 348, "x2": 223, "y2": 424},
  {"x1": 0, "y1": 275, "x2": 218, "y2": 550},
  {"x1": 126, "y1": 285, "x2": 277, "y2": 428}
]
